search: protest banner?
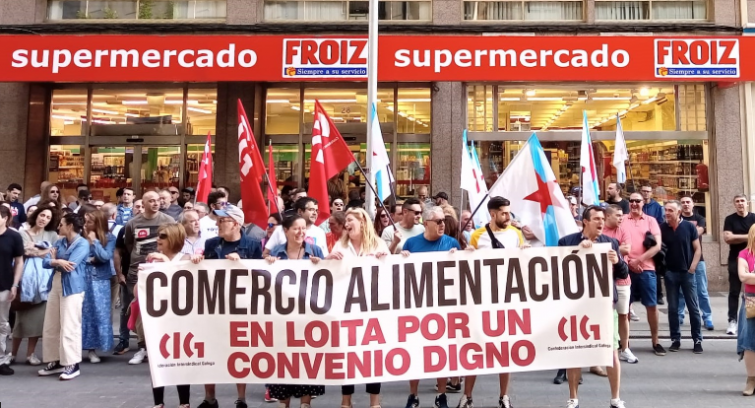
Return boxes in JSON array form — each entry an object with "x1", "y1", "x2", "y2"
[{"x1": 138, "y1": 244, "x2": 616, "y2": 387}]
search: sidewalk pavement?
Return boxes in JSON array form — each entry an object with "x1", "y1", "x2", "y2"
[{"x1": 629, "y1": 291, "x2": 736, "y2": 339}]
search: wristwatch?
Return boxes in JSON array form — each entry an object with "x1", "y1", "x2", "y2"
[{"x1": 12, "y1": 284, "x2": 19, "y2": 288}]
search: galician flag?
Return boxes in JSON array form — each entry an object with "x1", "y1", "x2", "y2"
[
  {"x1": 488, "y1": 133, "x2": 578, "y2": 246},
  {"x1": 613, "y1": 113, "x2": 629, "y2": 184},
  {"x1": 369, "y1": 103, "x2": 393, "y2": 203},
  {"x1": 580, "y1": 111, "x2": 601, "y2": 206},
  {"x1": 460, "y1": 130, "x2": 490, "y2": 227}
]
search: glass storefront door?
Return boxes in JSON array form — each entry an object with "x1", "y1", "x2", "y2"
[{"x1": 86, "y1": 145, "x2": 181, "y2": 203}]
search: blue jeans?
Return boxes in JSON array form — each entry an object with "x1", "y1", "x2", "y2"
[
  {"x1": 665, "y1": 270, "x2": 702, "y2": 342},
  {"x1": 678, "y1": 261, "x2": 712, "y2": 323},
  {"x1": 118, "y1": 283, "x2": 134, "y2": 345}
]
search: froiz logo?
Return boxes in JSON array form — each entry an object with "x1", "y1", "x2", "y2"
[
  {"x1": 159, "y1": 332, "x2": 205, "y2": 359},
  {"x1": 558, "y1": 315, "x2": 600, "y2": 342}
]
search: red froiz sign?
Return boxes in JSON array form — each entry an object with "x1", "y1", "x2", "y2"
[
  {"x1": 282, "y1": 38, "x2": 368, "y2": 79},
  {"x1": 654, "y1": 39, "x2": 739, "y2": 78}
]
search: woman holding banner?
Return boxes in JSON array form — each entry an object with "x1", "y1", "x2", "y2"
[
  {"x1": 326, "y1": 208, "x2": 389, "y2": 408},
  {"x1": 266, "y1": 214, "x2": 324, "y2": 407},
  {"x1": 140, "y1": 222, "x2": 191, "y2": 408}
]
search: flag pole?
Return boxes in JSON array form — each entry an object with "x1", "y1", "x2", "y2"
[
  {"x1": 462, "y1": 191, "x2": 491, "y2": 233},
  {"x1": 265, "y1": 141, "x2": 281, "y2": 215},
  {"x1": 352, "y1": 157, "x2": 397, "y2": 230},
  {"x1": 364, "y1": 0, "x2": 379, "y2": 218}
]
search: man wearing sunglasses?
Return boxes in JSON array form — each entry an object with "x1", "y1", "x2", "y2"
[
  {"x1": 381, "y1": 198, "x2": 425, "y2": 254},
  {"x1": 400, "y1": 206, "x2": 462, "y2": 408},
  {"x1": 623, "y1": 192, "x2": 665, "y2": 356}
]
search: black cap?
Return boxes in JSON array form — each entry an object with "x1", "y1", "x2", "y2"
[{"x1": 433, "y1": 192, "x2": 449, "y2": 201}]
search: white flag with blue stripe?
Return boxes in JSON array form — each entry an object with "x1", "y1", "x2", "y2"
[{"x1": 369, "y1": 103, "x2": 393, "y2": 202}]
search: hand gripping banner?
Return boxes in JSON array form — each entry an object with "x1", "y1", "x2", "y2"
[{"x1": 138, "y1": 245, "x2": 616, "y2": 387}]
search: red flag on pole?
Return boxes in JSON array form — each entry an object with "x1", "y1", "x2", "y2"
[
  {"x1": 308, "y1": 100, "x2": 355, "y2": 225},
  {"x1": 267, "y1": 142, "x2": 280, "y2": 214},
  {"x1": 237, "y1": 99, "x2": 269, "y2": 229},
  {"x1": 195, "y1": 131, "x2": 213, "y2": 204}
]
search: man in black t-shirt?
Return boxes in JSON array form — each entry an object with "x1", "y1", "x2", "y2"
[
  {"x1": 723, "y1": 194, "x2": 755, "y2": 335},
  {"x1": 0, "y1": 206, "x2": 24, "y2": 375},
  {"x1": 678, "y1": 196, "x2": 714, "y2": 330}
]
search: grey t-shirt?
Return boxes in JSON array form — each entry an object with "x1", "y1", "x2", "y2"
[
  {"x1": 381, "y1": 224, "x2": 425, "y2": 253},
  {"x1": 124, "y1": 212, "x2": 176, "y2": 283}
]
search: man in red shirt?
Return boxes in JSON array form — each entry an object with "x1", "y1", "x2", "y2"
[
  {"x1": 622, "y1": 192, "x2": 665, "y2": 356},
  {"x1": 603, "y1": 204, "x2": 637, "y2": 364}
]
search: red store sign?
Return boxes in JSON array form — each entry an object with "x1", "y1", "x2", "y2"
[{"x1": 0, "y1": 35, "x2": 746, "y2": 82}]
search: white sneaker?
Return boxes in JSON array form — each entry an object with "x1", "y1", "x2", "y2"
[
  {"x1": 498, "y1": 395, "x2": 512, "y2": 408},
  {"x1": 27, "y1": 354, "x2": 42, "y2": 366},
  {"x1": 128, "y1": 348, "x2": 147, "y2": 365},
  {"x1": 457, "y1": 395, "x2": 473, "y2": 408},
  {"x1": 88, "y1": 350, "x2": 101, "y2": 364},
  {"x1": 566, "y1": 399, "x2": 579, "y2": 408},
  {"x1": 629, "y1": 309, "x2": 640, "y2": 322},
  {"x1": 619, "y1": 348, "x2": 639, "y2": 364},
  {"x1": 727, "y1": 321, "x2": 738, "y2": 335},
  {"x1": 609, "y1": 399, "x2": 626, "y2": 408}
]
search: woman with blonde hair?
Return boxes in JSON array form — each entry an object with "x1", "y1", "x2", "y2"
[
  {"x1": 326, "y1": 207, "x2": 390, "y2": 408},
  {"x1": 737, "y1": 224, "x2": 755, "y2": 396}
]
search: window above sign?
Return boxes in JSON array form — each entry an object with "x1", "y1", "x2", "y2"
[
  {"x1": 263, "y1": 0, "x2": 431, "y2": 21},
  {"x1": 47, "y1": 0, "x2": 227, "y2": 21},
  {"x1": 463, "y1": 0, "x2": 584, "y2": 21},
  {"x1": 595, "y1": 0, "x2": 707, "y2": 21}
]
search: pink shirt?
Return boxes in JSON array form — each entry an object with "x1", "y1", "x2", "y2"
[
  {"x1": 738, "y1": 249, "x2": 755, "y2": 294},
  {"x1": 622, "y1": 213, "x2": 661, "y2": 272},
  {"x1": 603, "y1": 224, "x2": 632, "y2": 286}
]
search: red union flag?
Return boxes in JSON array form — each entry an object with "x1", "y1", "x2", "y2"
[
  {"x1": 195, "y1": 132, "x2": 213, "y2": 204},
  {"x1": 237, "y1": 100, "x2": 269, "y2": 229},
  {"x1": 308, "y1": 100, "x2": 354, "y2": 225}
]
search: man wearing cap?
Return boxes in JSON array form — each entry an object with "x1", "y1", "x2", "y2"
[
  {"x1": 434, "y1": 192, "x2": 449, "y2": 207},
  {"x1": 194, "y1": 205, "x2": 262, "y2": 408}
]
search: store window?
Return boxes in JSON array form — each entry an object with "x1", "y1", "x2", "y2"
[
  {"x1": 263, "y1": 0, "x2": 431, "y2": 21},
  {"x1": 47, "y1": 0, "x2": 227, "y2": 20},
  {"x1": 141, "y1": 146, "x2": 181, "y2": 195},
  {"x1": 89, "y1": 146, "x2": 134, "y2": 203},
  {"x1": 467, "y1": 85, "x2": 687, "y2": 131},
  {"x1": 264, "y1": 84, "x2": 431, "y2": 198},
  {"x1": 475, "y1": 139, "x2": 710, "y2": 218},
  {"x1": 51, "y1": 89, "x2": 88, "y2": 136},
  {"x1": 595, "y1": 0, "x2": 706, "y2": 20},
  {"x1": 187, "y1": 86, "x2": 218, "y2": 135},
  {"x1": 49, "y1": 145, "x2": 85, "y2": 200},
  {"x1": 397, "y1": 89, "x2": 431, "y2": 133},
  {"x1": 90, "y1": 87, "x2": 184, "y2": 135},
  {"x1": 463, "y1": 0, "x2": 583, "y2": 21},
  {"x1": 266, "y1": 88, "x2": 302, "y2": 135}
]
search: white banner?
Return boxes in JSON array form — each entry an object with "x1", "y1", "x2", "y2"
[{"x1": 138, "y1": 245, "x2": 616, "y2": 387}]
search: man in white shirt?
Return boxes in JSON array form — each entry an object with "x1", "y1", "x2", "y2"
[
  {"x1": 264, "y1": 197, "x2": 329, "y2": 257},
  {"x1": 381, "y1": 198, "x2": 425, "y2": 253},
  {"x1": 198, "y1": 191, "x2": 227, "y2": 240},
  {"x1": 460, "y1": 196, "x2": 528, "y2": 408}
]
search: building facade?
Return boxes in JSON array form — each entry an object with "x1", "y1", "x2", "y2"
[{"x1": 1, "y1": 0, "x2": 755, "y2": 290}]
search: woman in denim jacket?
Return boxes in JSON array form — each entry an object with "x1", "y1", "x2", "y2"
[
  {"x1": 38, "y1": 213, "x2": 89, "y2": 381},
  {"x1": 78, "y1": 207, "x2": 116, "y2": 364}
]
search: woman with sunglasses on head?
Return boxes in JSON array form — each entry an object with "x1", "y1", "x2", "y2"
[
  {"x1": 77, "y1": 206, "x2": 116, "y2": 364},
  {"x1": 266, "y1": 214, "x2": 324, "y2": 408},
  {"x1": 326, "y1": 208, "x2": 390, "y2": 408},
  {"x1": 374, "y1": 207, "x2": 391, "y2": 238},
  {"x1": 10, "y1": 204, "x2": 59, "y2": 366},
  {"x1": 139, "y1": 223, "x2": 191, "y2": 408},
  {"x1": 326, "y1": 211, "x2": 347, "y2": 252},
  {"x1": 38, "y1": 213, "x2": 89, "y2": 380}
]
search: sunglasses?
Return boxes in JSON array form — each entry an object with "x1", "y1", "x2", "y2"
[
  {"x1": 406, "y1": 209, "x2": 422, "y2": 215},
  {"x1": 268, "y1": 222, "x2": 278, "y2": 228},
  {"x1": 158, "y1": 233, "x2": 168, "y2": 240},
  {"x1": 50, "y1": 190, "x2": 59, "y2": 194},
  {"x1": 629, "y1": 199, "x2": 643, "y2": 203},
  {"x1": 427, "y1": 219, "x2": 445, "y2": 225},
  {"x1": 379, "y1": 213, "x2": 389, "y2": 218}
]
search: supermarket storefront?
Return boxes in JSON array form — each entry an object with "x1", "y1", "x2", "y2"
[{"x1": 0, "y1": 34, "x2": 750, "y2": 288}]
